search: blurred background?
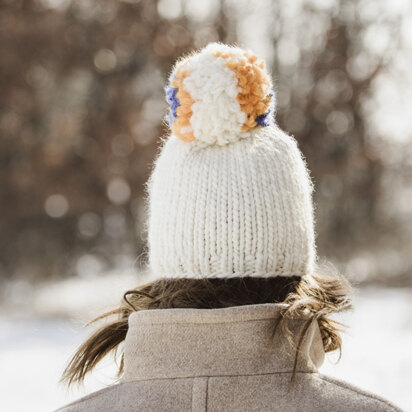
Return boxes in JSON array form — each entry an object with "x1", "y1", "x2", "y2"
[{"x1": 0, "y1": 0, "x2": 411, "y2": 411}]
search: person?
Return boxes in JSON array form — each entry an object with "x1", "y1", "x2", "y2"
[{"x1": 56, "y1": 43, "x2": 402, "y2": 412}]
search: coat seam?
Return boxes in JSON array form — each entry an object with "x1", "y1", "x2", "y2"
[
  {"x1": 191, "y1": 377, "x2": 208, "y2": 412},
  {"x1": 123, "y1": 370, "x2": 316, "y2": 383},
  {"x1": 191, "y1": 378, "x2": 194, "y2": 412},
  {"x1": 128, "y1": 317, "x2": 283, "y2": 327},
  {"x1": 205, "y1": 377, "x2": 209, "y2": 412}
]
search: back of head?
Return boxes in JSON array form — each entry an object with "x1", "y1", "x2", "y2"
[
  {"x1": 61, "y1": 43, "x2": 352, "y2": 387},
  {"x1": 58, "y1": 44, "x2": 399, "y2": 411}
]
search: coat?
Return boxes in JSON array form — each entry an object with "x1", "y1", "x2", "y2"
[{"x1": 56, "y1": 303, "x2": 403, "y2": 412}]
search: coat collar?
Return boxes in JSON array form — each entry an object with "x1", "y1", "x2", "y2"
[{"x1": 121, "y1": 303, "x2": 325, "y2": 382}]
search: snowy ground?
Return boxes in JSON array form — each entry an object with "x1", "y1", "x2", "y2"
[{"x1": 0, "y1": 276, "x2": 411, "y2": 412}]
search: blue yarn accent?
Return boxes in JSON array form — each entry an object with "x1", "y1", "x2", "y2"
[
  {"x1": 165, "y1": 76, "x2": 180, "y2": 126},
  {"x1": 256, "y1": 91, "x2": 275, "y2": 127},
  {"x1": 165, "y1": 80, "x2": 275, "y2": 129}
]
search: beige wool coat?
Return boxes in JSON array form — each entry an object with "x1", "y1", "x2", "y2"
[{"x1": 57, "y1": 303, "x2": 402, "y2": 412}]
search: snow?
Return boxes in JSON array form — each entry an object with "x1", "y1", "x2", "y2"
[{"x1": 0, "y1": 284, "x2": 411, "y2": 412}]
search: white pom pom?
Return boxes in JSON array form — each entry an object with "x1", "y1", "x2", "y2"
[{"x1": 164, "y1": 43, "x2": 275, "y2": 146}]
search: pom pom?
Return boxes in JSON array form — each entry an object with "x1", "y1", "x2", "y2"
[{"x1": 164, "y1": 43, "x2": 275, "y2": 146}]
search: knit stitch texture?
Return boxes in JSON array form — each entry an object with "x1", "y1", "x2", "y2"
[{"x1": 146, "y1": 43, "x2": 316, "y2": 279}]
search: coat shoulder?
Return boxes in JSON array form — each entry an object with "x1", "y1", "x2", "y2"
[
  {"x1": 54, "y1": 384, "x2": 124, "y2": 412},
  {"x1": 54, "y1": 373, "x2": 403, "y2": 412},
  {"x1": 313, "y1": 373, "x2": 403, "y2": 412},
  {"x1": 54, "y1": 377, "x2": 193, "y2": 412}
]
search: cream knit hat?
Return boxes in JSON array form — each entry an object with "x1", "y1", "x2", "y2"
[{"x1": 146, "y1": 43, "x2": 316, "y2": 280}]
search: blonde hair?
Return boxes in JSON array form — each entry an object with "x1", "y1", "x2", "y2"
[{"x1": 61, "y1": 270, "x2": 352, "y2": 386}]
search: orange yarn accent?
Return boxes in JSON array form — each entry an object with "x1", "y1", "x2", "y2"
[
  {"x1": 171, "y1": 65, "x2": 196, "y2": 142},
  {"x1": 214, "y1": 50, "x2": 272, "y2": 132}
]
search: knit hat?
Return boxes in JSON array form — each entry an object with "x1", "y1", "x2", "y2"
[{"x1": 145, "y1": 43, "x2": 316, "y2": 280}]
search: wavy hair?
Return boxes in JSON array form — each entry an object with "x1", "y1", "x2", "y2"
[{"x1": 61, "y1": 268, "x2": 353, "y2": 386}]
